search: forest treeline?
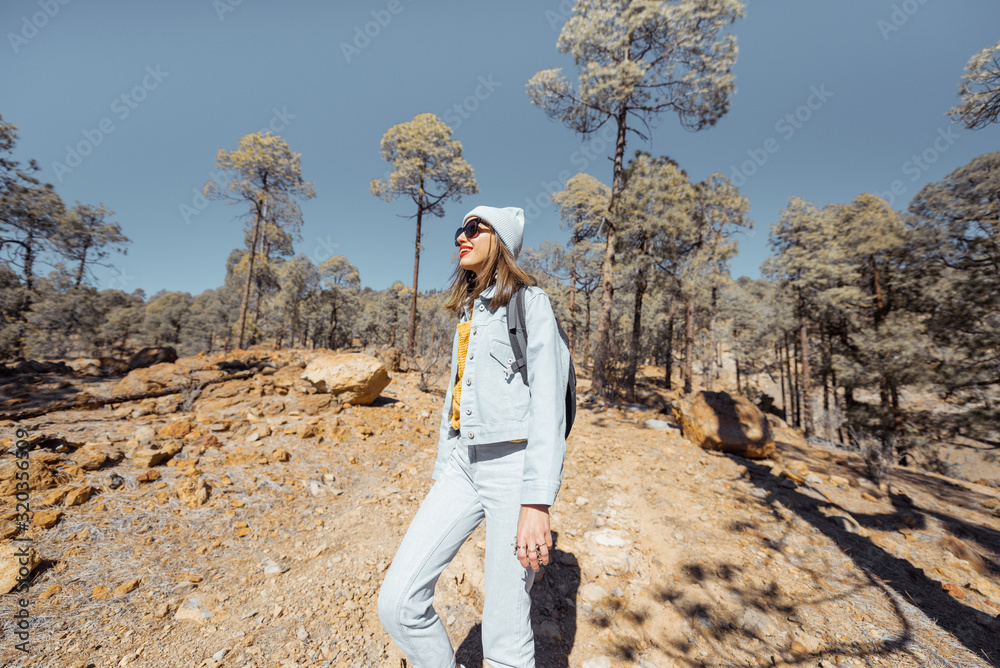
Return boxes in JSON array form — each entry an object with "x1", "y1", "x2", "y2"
[
  {"x1": 2, "y1": 3, "x2": 998, "y2": 466},
  {"x1": 2, "y1": 107, "x2": 997, "y2": 461}
]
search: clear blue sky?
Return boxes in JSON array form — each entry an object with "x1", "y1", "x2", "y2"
[{"x1": 2, "y1": 0, "x2": 998, "y2": 296}]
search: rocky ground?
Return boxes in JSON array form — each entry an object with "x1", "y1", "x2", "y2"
[{"x1": 0, "y1": 351, "x2": 999, "y2": 668}]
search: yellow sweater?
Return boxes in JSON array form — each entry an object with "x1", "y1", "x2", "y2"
[{"x1": 450, "y1": 321, "x2": 471, "y2": 430}]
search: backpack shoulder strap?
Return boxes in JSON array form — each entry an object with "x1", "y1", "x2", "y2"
[{"x1": 507, "y1": 285, "x2": 529, "y2": 385}]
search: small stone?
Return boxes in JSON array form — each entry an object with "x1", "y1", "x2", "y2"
[
  {"x1": 153, "y1": 603, "x2": 170, "y2": 618},
  {"x1": 176, "y1": 478, "x2": 211, "y2": 507},
  {"x1": 92, "y1": 585, "x2": 112, "y2": 600},
  {"x1": 270, "y1": 448, "x2": 290, "y2": 463},
  {"x1": 113, "y1": 578, "x2": 141, "y2": 596},
  {"x1": 575, "y1": 496, "x2": 589, "y2": 506},
  {"x1": 262, "y1": 558, "x2": 288, "y2": 576},
  {"x1": 970, "y1": 577, "x2": 1000, "y2": 600},
  {"x1": 861, "y1": 492, "x2": 879, "y2": 503},
  {"x1": 158, "y1": 421, "x2": 194, "y2": 439},
  {"x1": 943, "y1": 583, "x2": 967, "y2": 600},
  {"x1": 65, "y1": 485, "x2": 95, "y2": 506},
  {"x1": 33, "y1": 509, "x2": 62, "y2": 529},
  {"x1": 40, "y1": 584, "x2": 62, "y2": 599},
  {"x1": 644, "y1": 419, "x2": 672, "y2": 430},
  {"x1": 137, "y1": 469, "x2": 161, "y2": 483},
  {"x1": 133, "y1": 440, "x2": 183, "y2": 468},
  {"x1": 536, "y1": 620, "x2": 561, "y2": 639},
  {"x1": 581, "y1": 658, "x2": 614, "y2": 668},
  {"x1": 212, "y1": 649, "x2": 228, "y2": 662},
  {"x1": 579, "y1": 583, "x2": 607, "y2": 603}
]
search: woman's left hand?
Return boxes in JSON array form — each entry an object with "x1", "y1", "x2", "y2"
[{"x1": 515, "y1": 504, "x2": 552, "y2": 572}]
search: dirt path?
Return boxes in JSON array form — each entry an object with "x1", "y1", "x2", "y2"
[{"x1": 1, "y1": 362, "x2": 999, "y2": 667}]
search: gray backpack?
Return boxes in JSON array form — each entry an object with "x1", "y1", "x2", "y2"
[{"x1": 506, "y1": 286, "x2": 577, "y2": 438}]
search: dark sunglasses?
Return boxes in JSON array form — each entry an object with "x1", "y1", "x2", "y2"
[{"x1": 454, "y1": 217, "x2": 491, "y2": 247}]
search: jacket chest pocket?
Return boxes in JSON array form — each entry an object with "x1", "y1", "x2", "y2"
[{"x1": 489, "y1": 338, "x2": 517, "y2": 382}]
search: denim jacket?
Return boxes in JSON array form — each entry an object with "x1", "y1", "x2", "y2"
[{"x1": 433, "y1": 284, "x2": 569, "y2": 506}]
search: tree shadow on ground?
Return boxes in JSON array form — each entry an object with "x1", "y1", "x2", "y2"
[
  {"x1": 735, "y1": 458, "x2": 1000, "y2": 666},
  {"x1": 601, "y1": 457, "x2": 999, "y2": 666},
  {"x1": 0, "y1": 372, "x2": 88, "y2": 412},
  {"x1": 455, "y1": 531, "x2": 580, "y2": 667}
]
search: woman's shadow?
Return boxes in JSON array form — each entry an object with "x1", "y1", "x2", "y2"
[{"x1": 455, "y1": 530, "x2": 580, "y2": 667}]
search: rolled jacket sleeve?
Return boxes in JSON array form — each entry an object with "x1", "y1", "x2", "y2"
[{"x1": 520, "y1": 288, "x2": 569, "y2": 506}]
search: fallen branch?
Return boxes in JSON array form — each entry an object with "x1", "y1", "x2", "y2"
[{"x1": 0, "y1": 370, "x2": 257, "y2": 422}]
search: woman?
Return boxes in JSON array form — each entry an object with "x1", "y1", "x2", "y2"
[{"x1": 378, "y1": 205, "x2": 570, "y2": 668}]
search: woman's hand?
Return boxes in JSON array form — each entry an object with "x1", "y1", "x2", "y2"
[{"x1": 515, "y1": 504, "x2": 552, "y2": 572}]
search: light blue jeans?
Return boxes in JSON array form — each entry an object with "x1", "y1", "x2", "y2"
[{"x1": 378, "y1": 441, "x2": 536, "y2": 668}]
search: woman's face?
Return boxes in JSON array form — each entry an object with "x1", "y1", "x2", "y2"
[{"x1": 457, "y1": 216, "x2": 494, "y2": 275}]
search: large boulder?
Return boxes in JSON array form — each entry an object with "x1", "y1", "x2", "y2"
[
  {"x1": 301, "y1": 354, "x2": 391, "y2": 405},
  {"x1": 113, "y1": 357, "x2": 221, "y2": 395},
  {"x1": 671, "y1": 391, "x2": 775, "y2": 459},
  {"x1": 128, "y1": 347, "x2": 178, "y2": 370}
]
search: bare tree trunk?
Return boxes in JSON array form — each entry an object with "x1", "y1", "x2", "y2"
[
  {"x1": 327, "y1": 297, "x2": 338, "y2": 350},
  {"x1": 791, "y1": 332, "x2": 801, "y2": 429},
  {"x1": 74, "y1": 242, "x2": 91, "y2": 287},
  {"x1": 593, "y1": 107, "x2": 628, "y2": 399},
  {"x1": 777, "y1": 343, "x2": 787, "y2": 419},
  {"x1": 683, "y1": 296, "x2": 694, "y2": 394},
  {"x1": 798, "y1": 289, "x2": 813, "y2": 437},
  {"x1": 567, "y1": 269, "x2": 578, "y2": 360},
  {"x1": 236, "y1": 197, "x2": 266, "y2": 350},
  {"x1": 665, "y1": 296, "x2": 675, "y2": 390},
  {"x1": 408, "y1": 204, "x2": 423, "y2": 357},
  {"x1": 584, "y1": 290, "x2": 592, "y2": 367},
  {"x1": 785, "y1": 332, "x2": 798, "y2": 428},
  {"x1": 624, "y1": 270, "x2": 646, "y2": 402}
]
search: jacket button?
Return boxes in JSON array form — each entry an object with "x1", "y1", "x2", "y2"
[
  {"x1": 508, "y1": 357, "x2": 513, "y2": 365},
  {"x1": 465, "y1": 408, "x2": 471, "y2": 415},
  {"x1": 466, "y1": 378, "x2": 471, "y2": 386},
  {"x1": 473, "y1": 327, "x2": 477, "y2": 335},
  {"x1": 478, "y1": 304, "x2": 485, "y2": 311},
  {"x1": 468, "y1": 432, "x2": 474, "y2": 439}
]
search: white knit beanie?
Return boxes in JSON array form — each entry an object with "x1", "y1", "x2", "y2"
[{"x1": 464, "y1": 205, "x2": 525, "y2": 261}]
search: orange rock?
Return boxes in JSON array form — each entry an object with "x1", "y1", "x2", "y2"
[
  {"x1": 943, "y1": 583, "x2": 967, "y2": 600},
  {"x1": 671, "y1": 391, "x2": 775, "y2": 459},
  {"x1": 158, "y1": 421, "x2": 194, "y2": 439}
]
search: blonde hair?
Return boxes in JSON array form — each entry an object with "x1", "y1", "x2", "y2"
[{"x1": 444, "y1": 229, "x2": 537, "y2": 313}]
